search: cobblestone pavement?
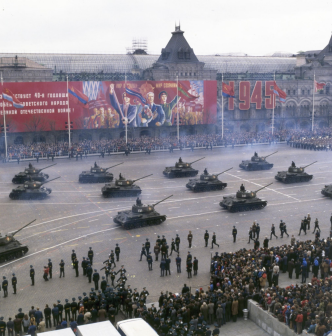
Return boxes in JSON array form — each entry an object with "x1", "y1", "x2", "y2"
[{"x1": 0, "y1": 144, "x2": 330, "y2": 331}]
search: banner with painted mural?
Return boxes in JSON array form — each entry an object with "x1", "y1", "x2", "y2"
[{"x1": 0, "y1": 80, "x2": 217, "y2": 133}]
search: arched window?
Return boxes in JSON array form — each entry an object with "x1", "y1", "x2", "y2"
[
  {"x1": 178, "y1": 48, "x2": 184, "y2": 59},
  {"x1": 184, "y1": 48, "x2": 191, "y2": 59}
]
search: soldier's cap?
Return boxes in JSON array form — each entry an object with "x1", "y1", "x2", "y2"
[
  {"x1": 83, "y1": 292, "x2": 86, "y2": 296},
  {"x1": 91, "y1": 288, "x2": 94, "y2": 291},
  {"x1": 116, "y1": 244, "x2": 118, "y2": 246},
  {"x1": 159, "y1": 91, "x2": 168, "y2": 99},
  {"x1": 146, "y1": 238, "x2": 149, "y2": 241},
  {"x1": 233, "y1": 226, "x2": 235, "y2": 228},
  {"x1": 94, "y1": 269, "x2": 97, "y2": 272},
  {"x1": 162, "y1": 235, "x2": 165, "y2": 237},
  {"x1": 18, "y1": 308, "x2": 22, "y2": 312},
  {"x1": 83, "y1": 257, "x2": 85, "y2": 259},
  {"x1": 121, "y1": 265, "x2": 124, "y2": 267},
  {"x1": 0, "y1": 317, "x2": 3, "y2": 321},
  {"x1": 72, "y1": 298, "x2": 76, "y2": 301},
  {"x1": 57, "y1": 300, "x2": 61, "y2": 303},
  {"x1": 12, "y1": 273, "x2": 15, "y2": 276},
  {"x1": 158, "y1": 235, "x2": 160, "y2": 238},
  {"x1": 65, "y1": 299, "x2": 69, "y2": 302},
  {"x1": 30, "y1": 265, "x2": 33, "y2": 268},
  {"x1": 89, "y1": 247, "x2": 92, "y2": 249},
  {"x1": 3, "y1": 276, "x2": 5, "y2": 279},
  {"x1": 102, "y1": 276, "x2": 105, "y2": 279},
  {"x1": 48, "y1": 259, "x2": 51, "y2": 261},
  {"x1": 61, "y1": 259, "x2": 63, "y2": 262},
  {"x1": 134, "y1": 288, "x2": 137, "y2": 290},
  {"x1": 143, "y1": 287, "x2": 146, "y2": 289},
  {"x1": 72, "y1": 250, "x2": 75, "y2": 252}
]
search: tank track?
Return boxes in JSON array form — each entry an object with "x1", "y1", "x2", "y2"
[
  {"x1": 187, "y1": 184, "x2": 227, "y2": 192},
  {"x1": 0, "y1": 246, "x2": 29, "y2": 263},
  {"x1": 164, "y1": 170, "x2": 198, "y2": 178},
  {"x1": 9, "y1": 192, "x2": 49, "y2": 200},
  {"x1": 79, "y1": 176, "x2": 113, "y2": 183},
  {"x1": 102, "y1": 189, "x2": 142, "y2": 198},
  {"x1": 220, "y1": 201, "x2": 267, "y2": 212},
  {"x1": 275, "y1": 175, "x2": 313, "y2": 184},
  {"x1": 239, "y1": 164, "x2": 273, "y2": 171},
  {"x1": 114, "y1": 215, "x2": 166, "y2": 230},
  {"x1": 12, "y1": 174, "x2": 49, "y2": 184}
]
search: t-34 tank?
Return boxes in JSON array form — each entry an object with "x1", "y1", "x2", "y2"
[
  {"x1": 12, "y1": 163, "x2": 57, "y2": 184},
  {"x1": 321, "y1": 184, "x2": 332, "y2": 198},
  {"x1": 220, "y1": 182, "x2": 272, "y2": 212},
  {"x1": 186, "y1": 167, "x2": 233, "y2": 192},
  {"x1": 163, "y1": 157, "x2": 205, "y2": 178},
  {"x1": 102, "y1": 173, "x2": 153, "y2": 198},
  {"x1": 275, "y1": 161, "x2": 317, "y2": 184},
  {"x1": 113, "y1": 195, "x2": 173, "y2": 229},
  {"x1": 79, "y1": 162, "x2": 123, "y2": 183},
  {"x1": 239, "y1": 151, "x2": 278, "y2": 171},
  {"x1": 9, "y1": 177, "x2": 60, "y2": 200},
  {"x1": 0, "y1": 219, "x2": 36, "y2": 262}
]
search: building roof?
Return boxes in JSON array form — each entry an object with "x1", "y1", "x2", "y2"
[{"x1": 0, "y1": 52, "x2": 296, "y2": 75}]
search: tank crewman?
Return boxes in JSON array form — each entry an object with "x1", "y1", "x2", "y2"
[
  {"x1": 312, "y1": 218, "x2": 321, "y2": 233},
  {"x1": 307, "y1": 214, "x2": 311, "y2": 230},
  {"x1": 169, "y1": 239, "x2": 177, "y2": 256},
  {"x1": 64, "y1": 299, "x2": 71, "y2": 322},
  {"x1": 139, "y1": 244, "x2": 147, "y2": 261},
  {"x1": 147, "y1": 253, "x2": 153, "y2": 271},
  {"x1": 110, "y1": 269, "x2": 116, "y2": 286},
  {"x1": 165, "y1": 257, "x2": 171, "y2": 276},
  {"x1": 86, "y1": 264, "x2": 93, "y2": 283},
  {"x1": 2, "y1": 276, "x2": 8, "y2": 297},
  {"x1": 256, "y1": 223, "x2": 260, "y2": 240},
  {"x1": 283, "y1": 222, "x2": 289, "y2": 237},
  {"x1": 115, "y1": 244, "x2": 120, "y2": 261},
  {"x1": 59, "y1": 260, "x2": 65, "y2": 278},
  {"x1": 291, "y1": 161, "x2": 296, "y2": 168},
  {"x1": 204, "y1": 168, "x2": 208, "y2": 175},
  {"x1": 240, "y1": 184, "x2": 245, "y2": 192},
  {"x1": 100, "y1": 276, "x2": 107, "y2": 293},
  {"x1": 160, "y1": 259, "x2": 166, "y2": 277},
  {"x1": 188, "y1": 231, "x2": 193, "y2": 248},
  {"x1": 161, "y1": 235, "x2": 167, "y2": 245},
  {"x1": 270, "y1": 224, "x2": 278, "y2": 240},
  {"x1": 57, "y1": 300, "x2": 63, "y2": 321},
  {"x1": 179, "y1": 157, "x2": 183, "y2": 163},
  {"x1": 254, "y1": 152, "x2": 258, "y2": 157},
  {"x1": 298, "y1": 220, "x2": 307, "y2": 236},
  {"x1": 145, "y1": 239, "x2": 151, "y2": 255},
  {"x1": 176, "y1": 254, "x2": 182, "y2": 273},
  {"x1": 48, "y1": 259, "x2": 53, "y2": 279},
  {"x1": 193, "y1": 257, "x2": 198, "y2": 276},
  {"x1": 211, "y1": 232, "x2": 219, "y2": 249},
  {"x1": 248, "y1": 229, "x2": 253, "y2": 244},
  {"x1": 154, "y1": 243, "x2": 160, "y2": 261},
  {"x1": 12, "y1": 273, "x2": 17, "y2": 294},
  {"x1": 175, "y1": 234, "x2": 180, "y2": 252},
  {"x1": 204, "y1": 230, "x2": 209, "y2": 247},
  {"x1": 263, "y1": 236, "x2": 269, "y2": 248},
  {"x1": 73, "y1": 258, "x2": 79, "y2": 277},
  {"x1": 232, "y1": 226, "x2": 237, "y2": 243},
  {"x1": 71, "y1": 250, "x2": 76, "y2": 269},
  {"x1": 71, "y1": 298, "x2": 78, "y2": 320},
  {"x1": 88, "y1": 247, "x2": 94, "y2": 265},
  {"x1": 93, "y1": 269, "x2": 100, "y2": 290},
  {"x1": 81, "y1": 257, "x2": 88, "y2": 276},
  {"x1": 30, "y1": 265, "x2": 35, "y2": 286},
  {"x1": 156, "y1": 235, "x2": 162, "y2": 246},
  {"x1": 187, "y1": 261, "x2": 193, "y2": 278}
]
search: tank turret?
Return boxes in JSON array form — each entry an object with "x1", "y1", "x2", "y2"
[
  {"x1": 12, "y1": 163, "x2": 57, "y2": 184},
  {"x1": 321, "y1": 184, "x2": 332, "y2": 198},
  {"x1": 0, "y1": 219, "x2": 36, "y2": 262},
  {"x1": 115, "y1": 174, "x2": 153, "y2": 187},
  {"x1": 235, "y1": 182, "x2": 273, "y2": 199},
  {"x1": 164, "y1": 157, "x2": 205, "y2": 178},
  {"x1": 79, "y1": 162, "x2": 123, "y2": 183},
  {"x1": 275, "y1": 161, "x2": 317, "y2": 183},
  {"x1": 199, "y1": 167, "x2": 233, "y2": 181},
  {"x1": 287, "y1": 161, "x2": 317, "y2": 173},
  {"x1": 175, "y1": 157, "x2": 205, "y2": 168},
  {"x1": 239, "y1": 151, "x2": 278, "y2": 171},
  {"x1": 250, "y1": 151, "x2": 278, "y2": 162},
  {"x1": 113, "y1": 195, "x2": 173, "y2": 229}
]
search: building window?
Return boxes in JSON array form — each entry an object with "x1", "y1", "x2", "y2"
[
  {"x1": 302, "y1": 90, "x2": 304, "y2": 95},
  {"x1": 178, "y1": 48, "x2": 184, "y2": 59},
  {"x1": 189, "y1": 72, "x2": 191, "y2": 76},
  {"x1": 293, "y1": 90, "x2": 296, "y2": 95},
  {"x1": 287, "y1": 90, "x2": 290, "y2": 95},
  {"x1": 194, "y1": 73, "x2": 196, "y2": 76},
  {"x1": 185, "y1": 72, "x2": 187, "y2": 76},
  {"x1": 308, "y1": 90, "x2": 310, "y2": 95},
  {"x1": 326, "y1": 86, "x2": 330, "y2": 95}
]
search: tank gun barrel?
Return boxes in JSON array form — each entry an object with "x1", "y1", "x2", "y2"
[
  {"x1": 216, "y1": 167, "x2": 233, "y2": 176},
  {"x1": 12, "y1": 219, "x2": 36, "y2": 237},
  {"x1": 38, "y1": 163, "x2": 57, "y2": 172},
  {"x1": 263, "y1": 151, "x2": 278, "y2": 159},
  {"x1": 40, "y1": 176, "x2": 61, "y2": 185},
  {"x1": 132, "y1": 174, "x2": 153, "y2": 183},
  {"x1": 153, "y1": 195, "x2": 173, "y2": 207},
  {"x1": 189, "y1": 157, "x2": 205, "y2": 165},
  {"x1": 105, "y1": 162, "x2": 124, "y2": 171},
  {"x1": 302, "y1": 161, "x2": 317, "y2": 169},
  {"x1": 255, "y1": 182, "x2": 273, "y2": 193}
]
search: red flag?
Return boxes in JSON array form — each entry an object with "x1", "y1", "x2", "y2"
[
  {"x1": 222, "y1": 82, "x2": 235, "y2": 98},
  {"x1": 273, "y1": 81, "x2": 287, "y2": 103},
  {"x1": 315, "y1": 80, "x2": 326, "y2": 92},
  {"x1": 178, "y1": 83, "x2": 199, "y2": 101}
]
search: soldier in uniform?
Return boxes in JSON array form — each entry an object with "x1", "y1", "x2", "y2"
[
  {"x1": 187, "y1": 231, "x2": 193, "y2": 248},
  {"x1": 144, "y1": 239, "x2": 151, "y2": 255},
  {"x1": 193, "y1": 257, "x2": 198, "y2": 276},
  {"x1": 270, "y1": 224, "x2": 278, "y2": 240},
  {"x1": 30, "y1": 265, "x2": 35, "y2": 286},
  {"x1": 139, "y1": 244, "x2": 147, "y2": 261},
  {"x1": 73, "y1": 258, "x2": 79, "y2": 277},
  {"x1": 187, "y1": 251, "x2": 192, "y2": 264},
  {"x1": 115, "y1": 244, "x2": 120, "y2": 261},
  {"x1": 88, "y1": 247, "x2": 94, "y2": 265},
  {"x1": 57, "y1": 300, "x2": 63, "y2": 321},
  {"x1": 312, "y1": 218, "x2": 321, "y2": 233},
  {"x1": 64, "y1": 299, "x2": 71, "y2": 322},
  {"x1": 71, "y1": 298, "x2": 78, "y2": 320},
  {"x1": 101, "y1": 276, "x2": 107, "y2": 293},
  {"x1": 165, "y1": 257, "x2": 171, "y2": 276},
  {"x1": 48, "y1": 259, "x2": 53, "y2": 279},
  {"x1": 140, "y1": 287, "x2": 149, "y2": 301},
  {"x1": 86, "y1": 264, "x2": 93, "y2": 283},
  {"x1": 256, "y1": 223, "x2": 260, "y2": 239},
  {"x1": 298, "y1": 220, "x2": 307, "y2": 236},
  {"x1": 154, "y1": 243, "x2": 160, "y2": 261},
  {"x1": 169, "y1": 239, "x2": 177, "y2": 256},
  {"x1": 93, "y1": 269, "x2": 100, "y2": 290},
  {"x1": 71, "y1": 250, "x2": 76, "y2": 269},
  {"x1": 160, "y1": 259, "x2": 166, "y2": 277},
  {"x1": 263, "y1": 236, "x2": 269, "y2": 248},
  {"x1": 2, "y1": 277, "x2": 8, "y2": 297},
  {"x1": 204, "y1": 230, "x2": 209, "y2": 247},
  {"x1": 211, "y1": 232, "x2": 219, "y2": 248},
  {"x1": 59, "y1": 259, "x2": 65, "y2": 278},
  {"x1": 11, "y1": 273, "x2": 17, "y2": 294},
  {"x1": 176, "y1": 254, "x2": 181, "y2": 273},
  {"x1": 307, "y1": 214, "x2": 311, "y2": 230},
  {"x1": 156, "y1": 235, "x2": 162, "y2": 246},
  {"x1": 159, "y1": 91, "x2": 179, "y2": 126},
  {"x1": 232, "y1": 226, "x2": 237, "y2": 243},
  {"x1": 279, "y1": 221, "x2": 285, "y2": 238},
  {"x1": 187, "y1": 261, "x2": 193, "y2": 278},
  {"x1": 0, "y1": 317, "x2": 6, "y2": 335},
  {"x1": 81, "y1": 257, "x2": 88, "y2": 276},
  {"x1": 110, "y1": 268, "x2": 116, "y2": 286},
  {"x1": 161, "y1": 235, "x2": 167, "y2": 245},
  {"x1": 175, "y1": 234, "x2": 180, "y2": 252},
  {"x1": 147, "y1": 253, "x2": 153, "y2": 271}
]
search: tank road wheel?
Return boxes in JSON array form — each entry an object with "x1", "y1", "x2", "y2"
[
  {"x1": 0, "y1": 256, "x2": 5, "y2": 263},
  {"x1": 15, "y1": 251, "x2": 22, "y2": 258}
]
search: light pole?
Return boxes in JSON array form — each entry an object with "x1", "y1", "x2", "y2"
[
  {"x1": 1, "y1": 73, "x2": 8, "y2": 160},
  {"x1": 176, "y1": 75, "x2": 179, "y2": 142},
  {"x1": 66, "y1": 75, "x2": 71, "y2": 149}
]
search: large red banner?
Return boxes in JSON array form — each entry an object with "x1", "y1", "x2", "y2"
[{"x1": 0, "y1": 80, "x2": 217, "y2": 133}]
